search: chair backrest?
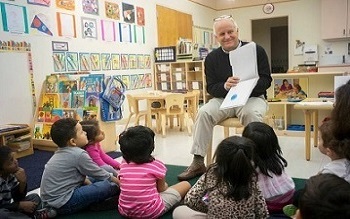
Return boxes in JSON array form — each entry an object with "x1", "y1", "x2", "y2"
[
  {"x1": 126, "y1": 94, "x2": 139, "y2": 114},
  {"x1": 165, "y1": 93, "x2": 185, "y2": 115}
]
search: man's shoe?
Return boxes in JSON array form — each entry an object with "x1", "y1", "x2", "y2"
[{"x1": 178, "y1": 164, "x2": 206, "y2": 181}]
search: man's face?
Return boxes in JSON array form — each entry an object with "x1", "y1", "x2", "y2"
[{"x1": 214, "y1": 19, "x2": 239, "y2": 51}]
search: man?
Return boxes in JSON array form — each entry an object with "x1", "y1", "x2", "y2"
[{"x1": 178, "y1": 15, "x2": 272, "y2": 180}]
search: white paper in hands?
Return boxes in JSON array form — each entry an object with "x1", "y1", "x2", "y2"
[{"x1": 220, "y1": 42, "x2": 259, "y2": 109}]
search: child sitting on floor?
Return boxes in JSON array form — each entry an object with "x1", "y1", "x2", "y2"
[
  {"x1": 81, "y1": 120, "x2": 120, "y2": 176},
  {"x1": 173, "y1": 136, "x2": 268, "y2": 219},
  {"x1": 296, "y1": 173, "x2": 350, "y2": 219},
  {"x1": 118, "y1": 126, "x2": 191, "y2": 219},
  {"x1": 40, "y1": 118, "x2": 120, "y2": 216},
  {"x1": 242, "y1": 122, "x2": 295, "y2": 215},
  {"x1": 0, "y1": 146, "x2": 56, "y2": 219}
]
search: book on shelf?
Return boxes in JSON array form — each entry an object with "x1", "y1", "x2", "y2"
[
  {"x1": 58, "y1": 80, "x2": 78, "y2": 93},
  {"x1": 85, "y1": 92, "x2": 100, "y2": 107},
  {"x1": 42, "y1": 93, "x2": 60, "y2": 110},
  {"x1": 51, "y1": 109, "x2": 63, "y2": 123},
  {"x1": 42, "y1": 123, "x2": 52, "y2": 140},
  {"x1": 83, "y1": 107, "x2": 98, "y2": 121},
  {"x1": 60, "y1": 93, "x2": 72, "y2": 108},
  {"x1": 45, "y1": 75, "x2": 59, "y2": 93},
  {"x1": 33, "y1": 123, "x2": 43, "y2": 139},
  {"x1": 79, "y1": 74, "x2": 104, "y2": 93},
  {"x1": 8, "y1": 140, "x2": 31, "y2": 152},
  {"x1": 71, "y1": 90, "x2": 86, "y2": 108},
  {"x1": 0, "y1": 124, "x2": 24, "y2": 133}
]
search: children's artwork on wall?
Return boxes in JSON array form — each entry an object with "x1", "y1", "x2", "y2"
[
  {"x1": 55, "y1": 0, "x2": 75, "y2": 11},
  {"x1": 90, "y1": 53, "x2": 101, "y2": 71},
  {"x1": 101, "y1": 19, "x2": 115, "y2": 41},
  {"x1": 56, "y1": 12, "x2": 76, "y2": 38},
  {"x1": 105, "y1": 1, "x2": 119, "y2": 20},
  {"x1": 0, "y1": 3, "x2": 29, "y2": 34},
  {"x1": 82, "y1": 0, "x2": 99, "y2": 15},
  {"x1": 128, "y1": 54, "x2": 137, "y2": 69},
  {"x1": 138, "y1": 74, "x2": 145, "y2": 88},
  {"x1": 134, "y1": 26, "x2": 145, "y2": 44},
  {"x1": 79, "y1": 52, "x2": 91, "y2": 71},
  {"x1": 144, "y1": 55, "x2": 151, "y2": 69},
  {"x1": 121, "y1": 54, "x2": 129, "y2": 69},
  {"x1": 122, "y1": 3, "x2": 135, "y2": 23},
  {"x1": 129, "y1": 74, "x2": 138, "y2": 90},
  {"x1": 142, "y1": 73, "x2": 152, "y2": 88},
  {"x1": 119, "y1": 23, "x2": 131, "y2": 43},
  {"x1": 122, "y1": 75, "x2": 130, "y2": 89},
  {"x1": 137, "y1": 54, "x2": 144, "y2": 69},
  {"x1": 101, "y1": 53, "x2": 111, "y2": 70},
  {"x1": 81, "y1": 17, "x2": 97, "y2": 39},
  {"x1": 30, "y1": 14, "x2": 53, "y2": 36},
  {"x1": 66, "y1": 52, "x2": 79, "y2": 71},
  {"x1": 27, "y1": 0, "x2": 50, "y2": 7},
  {"x1": 52, "y1": 52, "x2": 66, "y2": 72},
  {"x1": 136, "y1": 7, "x2": 145, "y2": 26},
  {"x1": 111, "y1": 53, "x2": 120, "y2": 70}
]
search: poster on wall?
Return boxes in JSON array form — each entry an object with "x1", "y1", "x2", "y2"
[
  {"x1": 105, "y1": 1, "x2": 119, "y2": 20},
  {"x1": 79, "y1": 53, "x2": 91, "y2": 71},
  {"x1": 27, "y1": 0, "x2": 50, "y2": 7},
  {"x1": 56, "y1": 12, "x2": 76, "y2": 38},
  {"x1": 122, "y1": 3, "x2": 135, "y2": 23},
  {"x1": 111, "y1": 54, "x2": 120, "y2": 70},
  {"x1": 119, "y1": 23, "x2": 131, "y2": 43},
  {"x1": 136, "y1": 6, "x2": 145, "y2": 26},
  {"x1": 56, "y1": 0, "x2": 75, "y2": 11},
  {"x1": 101, "y1": 20, "x2": 115, "y2": 41},
  {"x1": 81, "y1": 17, "x2": 97, "y2": 39},
  {"x1": 30, "y1": 14, "x2": 53, "y2": 36},
  {"x1": 66, "y1": 52, "x2": 79, "y2": 71},
  {"x1": 0, "y1": 3, "x2": 29, "y2": 34},
  {"x1": 82, "y1": 0, "x2": 99, "y2": 15},
  {"x1": 53, "y1": 52, "x2": 66, "y2": 72},
  {"x1": 101, "y1": 53, "x2": 111, "y2": 70}
]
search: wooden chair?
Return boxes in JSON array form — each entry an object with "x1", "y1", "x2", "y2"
[
  {"x1": 124, "y1": 94, "x2": 148, "y2": 130},
  {"x1": 186, "y1": 90, "x2": 201, "y2": 120},
  {"x1": 159, "y1": 93, "x2": 191, "y2": 137},
  {"x1": 206, "y1": 117, "x2": 243, "y2": 165}
]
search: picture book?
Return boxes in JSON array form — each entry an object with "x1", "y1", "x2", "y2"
[
  {"x1": 45, "y1": 75, "x2": 59, "y2": 93},
  {"x1": 63, "y1": 109, "x2": 76, "y2": 119},
  {"x1": 42, "y1": 123, "x2": 52, "y2": 140},
  {"x1": 79, "y1": 74, "x2": 104, "y2": 93},
  {"x1": 42, "y1": 93, "x2": 60, "y2": 110},
  {"x1": 44, "y1": 110, "x2": 53, "y2": 123},
  {"x1": 60, "y1": 93, "x2": 71, "y2": 108},
  {"x1": 33, "y1": 123, "x2": 43, "y2": 139},
  {"x1": 71, "y1": 90, "x2": 86, "y2": 108},
  {"x1": 58, "y1": 80, "x2": 78, "y2": 93},
  {"x1": 75, "y1": 108, "x2": 84, "y2": 120},
  {"x1": 37, "y1": 110, "x2": 45, "y2": 122},
  {"x1": 85, "y1": 92, "x2": 100, "y2": 107},
  {"x1": 83, "y1": 106, "x2": 98, "y2": 121},
  {"x1": 51, "y1": 109, "x2": 63, "y2": 123}
]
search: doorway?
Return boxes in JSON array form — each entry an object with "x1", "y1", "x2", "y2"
[{"x1": 252, "y1": 17, "x2": 288, "y2": 73}]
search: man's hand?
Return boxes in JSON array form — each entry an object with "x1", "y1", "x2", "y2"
[
  {"x1": 19, "y1": 201, "x2": 37, "y2": 213},
  {"x1": 224, "y1": 76, "x2": 240, "y2": 90},
  {"x1": 14, "y1": 167, "x2": 26, "y2": 184}
]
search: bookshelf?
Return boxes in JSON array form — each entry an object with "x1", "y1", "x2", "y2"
[
  {"x1": 32, "y1": 74, "x2": 118, "y2": 152},
  {"x1": 0, "y1": 124, "x2": 34, "y2": 158},
  {"x1": 154, "y1": 60, "x2": 208, "y2": 103}
]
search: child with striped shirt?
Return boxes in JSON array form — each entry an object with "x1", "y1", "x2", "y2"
[{"x1": 118, "y1": 126, "x2": 190, "y2": 219}]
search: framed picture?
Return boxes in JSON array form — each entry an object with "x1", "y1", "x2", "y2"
[
  {"x1": 81, "y1": 17, "x2": 97, "y2": 39},
  {"x1": 128, "y1": 54, "x2": 137, "y2": 69},
  {"x1": 52, "y1": 41, "x2": 68, "y2": 51},
  {"x1": 79, "y1": 53, "x2": 91, "y2": 71},
  {"x1": 90, "y1": 53, "x2": 101, "y2": 71},
  {"x1": 52, "y1": 52, "x2": 66, "y2": 72},
  {"x1": 101, "y1": 53, "x2": 111, "y2": 70},
  {"x1": 66, "y1": 52, "x2": 79, "y2": 71},
  {"x1": 121, "y1": 54, "x2": 129, "y2": 69},
  {"x1": 273, "y1": 78, "x2": 308, "y2": 99}
]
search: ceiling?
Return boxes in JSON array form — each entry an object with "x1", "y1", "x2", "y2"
[{"x1": 188, "y1": 0, "x2": 298, "y2": 11}]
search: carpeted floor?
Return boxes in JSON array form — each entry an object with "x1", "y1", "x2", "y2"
[{"x1": 18, "y1": 149, "x2": 122, "y2": 191}]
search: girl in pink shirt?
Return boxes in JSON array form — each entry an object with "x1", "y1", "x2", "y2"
[
  {"x1": 118, "y1": 126, "x2": 191, "y2": 219},
  {"x1": 81, "y1": 120, "x2": 120, "y2": 176}
]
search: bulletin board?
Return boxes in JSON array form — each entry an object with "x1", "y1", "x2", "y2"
[{"x1": 0, "y1": 52, "x2": 34, "y2": 125}]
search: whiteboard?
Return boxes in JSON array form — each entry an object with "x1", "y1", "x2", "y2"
[{"x1": 0, "y1": 52, "x2": 34, "y2": 125}]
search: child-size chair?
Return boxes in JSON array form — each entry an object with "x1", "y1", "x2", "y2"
[{"x1": 124, "y1": 94, "x2": 148, "y2": 130}]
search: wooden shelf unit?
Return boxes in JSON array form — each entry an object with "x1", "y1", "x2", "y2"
[
  {"x1": 266, "y1": 72, "x2": 344, "y2": 135},
  {"x1": 0, "y1": 124, "x2": 34, "y2": 158},
  {"x1": 154, "y1": 60, "x2": 208, "y2": 103}
]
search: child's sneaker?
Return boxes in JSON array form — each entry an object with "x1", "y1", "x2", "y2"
[
  {"x1": 34, "y1": 207, "x2": 57, "y2": 219},
  {"x1": 283, "y1": 204, "x2": 298, "y2": 218}
]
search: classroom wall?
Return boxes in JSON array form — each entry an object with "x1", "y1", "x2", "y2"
[{"x1": 0, "y1": 0, "x2": 348, "y2": 125}]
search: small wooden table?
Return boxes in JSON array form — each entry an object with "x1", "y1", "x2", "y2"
[
  {"x1": 294, "y1": 101, "x2": 333, "y2": 161},
  {"x1": 130, "y1": 91, "x2": 196, "y2": 129}
]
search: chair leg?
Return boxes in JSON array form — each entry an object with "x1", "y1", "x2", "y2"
[
  {"x1": 161, "y1": 114, "x2": 166, "y2": 138},
  {"x1": 224, "y1": 126, "x2": 230, "y2": 138},
  {"x1": 124, "y1": 114, "x2": 133, "y2": 130},
  {"x1": 185, "y1": 113, "x2": 192, "y2": 136}
]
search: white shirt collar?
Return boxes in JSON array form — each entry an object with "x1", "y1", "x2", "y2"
[{"x1": 221, "y1": 41, "x2": 242, "y2": 54}]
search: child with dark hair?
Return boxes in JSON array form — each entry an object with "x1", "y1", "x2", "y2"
[
  {"x1": 0, "y1": 146, "x2": 56, "y2": 219},
  {"x1": 296, "y1": 173, "x2": 350, "y2": 219},
  {"x1": 318, "y1": 120, "x2": 350, "y2": 182},
  {"x1": 80, "y1": 120, "x2": 120, "y2": 176},
  {"x1": 173, "y1": 136, "x2": 268, "y2": 218},
  {"x1": 118, "y1": 126, "x2": 191, "y2": 219},
  {"x1": 242, "y1": 122, "x2": 295, "y2": 214},
  {"x1": 40, "y1": 118, "x2": 120, "y2": 216}
]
